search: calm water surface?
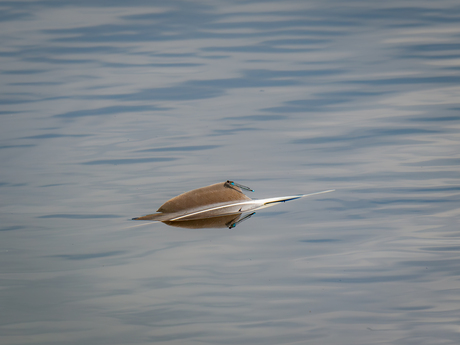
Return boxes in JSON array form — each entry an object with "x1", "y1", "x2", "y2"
[{"x1": 1, "y1": 1, "x2": 460, "y2": 344}]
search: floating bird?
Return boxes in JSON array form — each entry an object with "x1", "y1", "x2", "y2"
[{"x1": 133, "y1": 180, "x2": 334, "y2": 228}]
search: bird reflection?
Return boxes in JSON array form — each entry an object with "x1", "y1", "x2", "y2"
[{"x1": 133, "y1": 180, "x2": 333, "y2": 229}]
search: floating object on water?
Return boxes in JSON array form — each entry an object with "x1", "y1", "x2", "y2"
[
  {"x1": 133, "y1": 180, "x2": 334, "y2": 228},
  {"x1": 162, "y1": 212, "x2": 256, "y2": 229}
]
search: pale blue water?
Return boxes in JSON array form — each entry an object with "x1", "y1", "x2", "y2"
[{"x1": 1, "y1": 1, "x2": 460, "y2": 344}]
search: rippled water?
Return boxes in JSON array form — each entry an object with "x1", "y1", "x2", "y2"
[{"x1": 1, "y1": 1, "x2": 460, "y2": 344}]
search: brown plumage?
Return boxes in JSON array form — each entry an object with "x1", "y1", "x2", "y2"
[
  {"x1": 133, "y1": 181, "x2": 251, "y2": 221},
  {"x1": 132, "y1": 180, "x2": 334, "y2": 225},
  {"x1": 158, "y1": 181, "x2": 250, "y2": 213}
]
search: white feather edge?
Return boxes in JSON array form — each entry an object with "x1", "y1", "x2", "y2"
[{"x1": 169, "y1": 189, "x2": 335, "y2": 221}]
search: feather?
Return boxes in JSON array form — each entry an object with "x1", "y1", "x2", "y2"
[{"x1": 133, "y1": 181, "x2": 334, "y2": 223}]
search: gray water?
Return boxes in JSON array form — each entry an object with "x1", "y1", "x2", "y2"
[{"x1": 1, "y1": 1, "x2": 460, "y2": 344}]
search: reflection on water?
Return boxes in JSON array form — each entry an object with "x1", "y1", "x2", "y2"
[
  {"x1": 163, "y1": 212, "x2": 256, "y2": 229},
  {"x1": 1, "y1": 0, "x2": 460, "y2": 344}
]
